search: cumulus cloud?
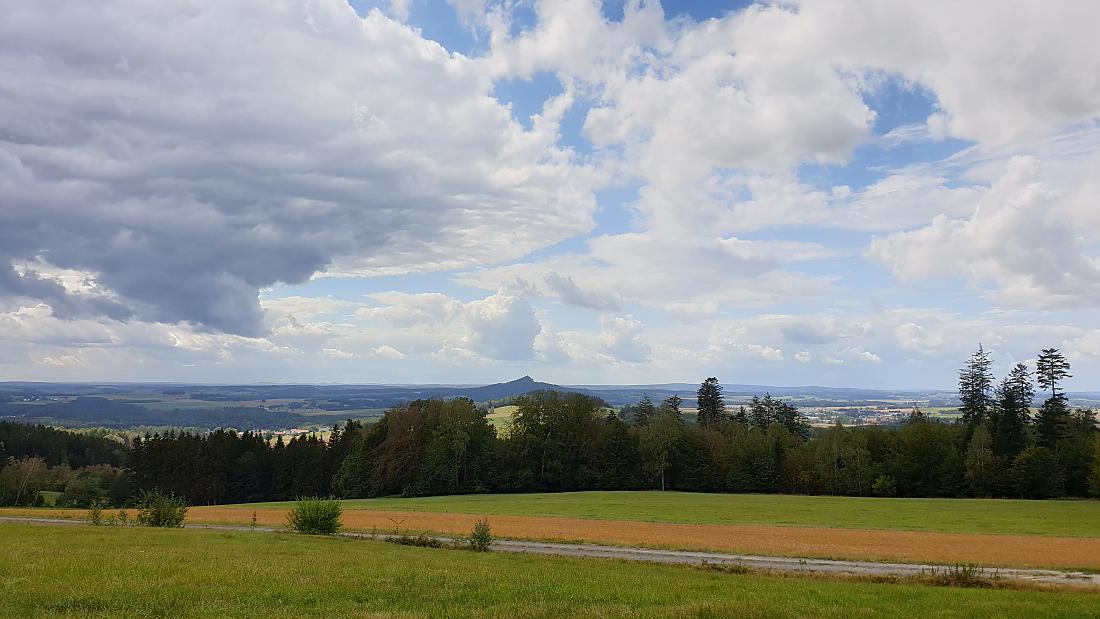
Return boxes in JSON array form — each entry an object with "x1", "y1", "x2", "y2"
[
  {"x1": 0, "y1": 0, "x2": 597, "y2": 335},
  {"x1": 867, "y1": 155, "x2": 1100, "y2": 308},
  {"x1": 6, "y1": 0, "x2": 1100, "y2": 386},
  {"x1": 598, "y1": 314, "x2": 651, "y2": 363},
  {"x1": 462, "y1": 291, "x2": 542, "y2": 361}
]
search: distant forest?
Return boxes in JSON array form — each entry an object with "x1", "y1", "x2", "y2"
[
  {"x1": 1, "y1": 347, "x2": 1098, "y2": 506},
  {"x1": 0, "y1": 397, "x2": 342, "y2": 430}
]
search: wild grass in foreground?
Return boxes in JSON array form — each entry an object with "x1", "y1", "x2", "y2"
[
  {"x1": 239, "y1": 491, "x2": 1100, "y2": 537},
  {"x1": 1, "y1": 524, "x2": 1098, "y2": 618}
]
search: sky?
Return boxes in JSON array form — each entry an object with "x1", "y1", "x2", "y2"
[{"x1": 3, "y1": 0, "x2": 1100, "y2": 389}]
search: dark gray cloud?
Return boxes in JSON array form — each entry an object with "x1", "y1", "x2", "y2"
[
  {"x1": 0, "y1": 0, "x2": 594, "y2": 336},
  {"x1": 0, "y1": 262, "x2": 132, "y2": 321}
]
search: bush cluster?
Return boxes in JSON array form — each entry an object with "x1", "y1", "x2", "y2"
[
  {"x1": 135, "y1": 489, "x2": 188, "y2": 528},
  {"x1": 287, "y1": 496, "x2": 342, "y2": 535},
  {"x1": 468, "y1": 518, "x2": 493, "y2": 552}
]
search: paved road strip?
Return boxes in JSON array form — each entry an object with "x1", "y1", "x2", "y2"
[{"x1": 3, "y1": 516, "x2": 1097, "y2": 587}]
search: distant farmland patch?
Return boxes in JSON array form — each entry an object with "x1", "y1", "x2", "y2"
[{"x1": 487, "y1": 405, "x2": 517, "y2": 431}]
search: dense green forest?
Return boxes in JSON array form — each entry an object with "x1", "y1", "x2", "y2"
[{"x1": 2, "y1": 348, "x2": 1098, "y2": 506}]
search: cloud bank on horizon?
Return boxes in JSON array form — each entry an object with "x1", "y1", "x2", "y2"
[{"x1": 2, "y1": 0, "x2": 1100, "y2": 388}]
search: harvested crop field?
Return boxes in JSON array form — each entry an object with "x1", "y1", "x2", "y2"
[{"x1": 7, "y1": 506, "x2": 1100, "y2": 571}]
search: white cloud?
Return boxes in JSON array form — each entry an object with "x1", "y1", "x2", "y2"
[
  {"x1": 458, "y1": 232, "x2": 834, "y2": 311},
  {"x1": 5, "y1": 0, "x2": 1100, "y2": 387},
  {"x1": 461, "y1": 291, "x2": 541, "y2": 361},
  {"x1": 358, "y1": 292, "x2": 462, "y2": 327},
  {"x1": 544, "y1": 273, "x2": 623, "y2": 311},
  {"x1": 372, "y1": 344, "x2": 406, "y2": 359},
  {"x1": 867, "y1": 155, "x2": 1100, "y2": 309},
  {"x1": 0, "y1": 0, "x2": 598, "y2": 335},
  {"x1": 895, "y1": 322, "x2": 946, "y2": 356},
  {"x1": 598, "y1": 314, "x2": 651, "y2": 363},
  {"x1": 321, "y1": 347, "x2": 358, "y2": 359},
  {"x1": 387, "y1": 0, "x2": 412, "y2": 21}
]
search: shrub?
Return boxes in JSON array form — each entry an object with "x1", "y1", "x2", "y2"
[
  {"x1": 135, "y1": 489, "x2": 188, "y2": 528},
  {"x1": 871, "y1": 474, "x2": 897, "y2": 497},
  {"x1": 287, "y1": 496, "x2": 342, "y2": 535},
  {"x1": 920, "y1": 563, "x2": 999, "y2": 588},
  {"x1": 468, "y1": 518, "x2": 493, "y2": 552},
  {"x1": 387, "y1": 534, "x2": 443, "y2": 548},
  {"x1": 87, "y1": 498, "x2": 107, "y2": 526}
]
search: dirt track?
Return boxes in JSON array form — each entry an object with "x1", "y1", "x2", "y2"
[
  {"x1": 5, "y1": 506, "x2": 1100, "y2": 571},
  {"x1": 2, "y1": 515, "x2": 1098, "y2": 588}
]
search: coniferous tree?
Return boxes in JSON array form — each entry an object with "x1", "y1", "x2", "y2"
[
  {"x1": 1035, "y1": 348, "x2": 1073, "y2": 449},
  {"x1": 1036, "y1": 396, "x2": 1071, "y2": 449},
  {"x1": 1090, "y1": 434, "x2": 1100, "y2": 498},
  {"x1": 662, "y1": 395, "x2": 683, "y2": 417},
  {"x1": 749, "y1": 395, "x2": 771, "y2": 429},
  {"x1": 992, "y1": 363, "x2": 1032, "y2": 459},
  {"x1": 1036, "y1": 348, "x2": 1072, "y2": 398},
  {"x1": 1059, "y1": 410, "x2": 1098, "y2": 496},
  {"x1": 632, "y1": 394, "x2": 656, "y2": 426},
  {"x1": 733, "y1": 405, "x2": 749, "y2": 425},
  {"x1": 695, "y1": 378, "x2": 726, "y2": 429},
  {"x1": 958, "y1": 345, "x2": 994, "y2": 435}
]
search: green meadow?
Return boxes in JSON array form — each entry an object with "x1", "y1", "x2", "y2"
[
  {"x1": 2, "y1": 524, "x2": 1097, "y2": 618},
  {"x1": 241, "y1": 491, "x2": 1100, "y2": 537}
]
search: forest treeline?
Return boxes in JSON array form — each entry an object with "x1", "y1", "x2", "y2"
[{"x1": 1, "y1": 347, "x2": 1098, "y2": 506}]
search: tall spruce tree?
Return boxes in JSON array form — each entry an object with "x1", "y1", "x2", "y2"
[
  {"x1": 695, "y1": 377, "x2": 726, "y2": 429},
  {"x1": 1036, "y1": 348, "x2": 1072, "y2": 397},
  {"x1": 992, "y1": 363, "x2": 1033, "y2": 459},
  {"x1": 1035, "y1": 348, "x2": 1072, "y2": 449},
  {"x1": 633, "y1": 394, "x2": 656, "y2": 426},
  {"x1": 662, "y1": 395, "x2": 683, "y2": 417},
  {"x1": 958, "y1": 345, "x2": 995, "y2": 435}
]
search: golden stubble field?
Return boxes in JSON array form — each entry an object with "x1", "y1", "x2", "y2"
[{"x1": 6, "y1": 506, "x2": 1100, "y2": 570}]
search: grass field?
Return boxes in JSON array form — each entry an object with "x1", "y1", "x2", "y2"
[
  {"x1": 487, "y1": 405, "x2": 517, "y2": 431},
  {"x1": 2, "y1": 524, "x2": 1098, "y2": 618},
  {"x1": 238, "y1": 491, "x2": 1100, "y2": 538}
]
